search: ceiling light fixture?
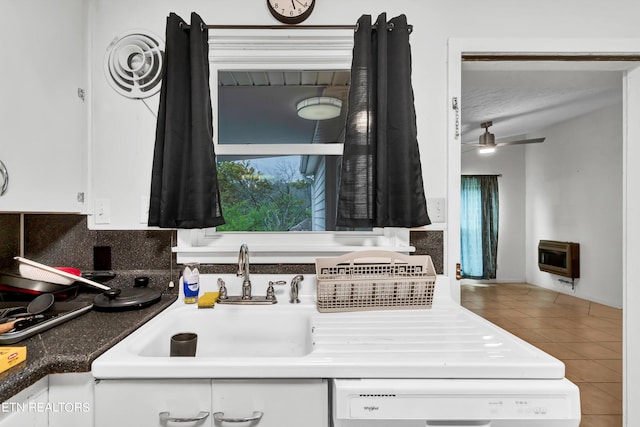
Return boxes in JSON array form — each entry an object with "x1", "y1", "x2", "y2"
[
  {"x1": 478, "y1": 121, "x2": 497, "y2": 154},
  {"x1": 296, "y1": 96, "x2": 342, "y2": 120},
  {"x1": 478, "y1": 146, "x2": 496, "y2": 154}
]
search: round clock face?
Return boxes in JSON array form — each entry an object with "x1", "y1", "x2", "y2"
[{"x1": 267, "y1": 0, "x2": 315, "y2": 24}]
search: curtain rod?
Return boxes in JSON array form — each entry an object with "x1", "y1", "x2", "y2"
[
  {"x1": 462, "y1": 173, "x2": 502, "y2": 177},
  {"x1": 178, "y1": 23, "x2": 412, "y2": 32}
]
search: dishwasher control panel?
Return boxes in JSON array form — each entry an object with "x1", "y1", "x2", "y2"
[{"x1": 333, "y1": 378, "x2": 580, "y2": 426}]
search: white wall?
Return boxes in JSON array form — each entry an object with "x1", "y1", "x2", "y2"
[
  {"x1": 462, "y1": 104, "x2": 623, "y2": 308},
  {"x1": 461, "y1": 146, "x2": 527, "y2": 283},
  {"x1": 87, "y1": 0, "x2": 640, "y2": 229},
  {"x1": 85, "y1": 1, "x2": 639, "y2": 421},
  {"x1": 525, "y1": 104, "x2": 623, "y2": 308}
]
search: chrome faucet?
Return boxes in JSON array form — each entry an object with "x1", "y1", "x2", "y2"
[
  {"x1": 237, "y1": 242, "x2": 251, "y2": 299},
  {"x1": 290, "y1": 275, "x2": 304, "y2": 303},
  {"x1": 215, "y1": 243, "x2": 283, "y2": 305}
]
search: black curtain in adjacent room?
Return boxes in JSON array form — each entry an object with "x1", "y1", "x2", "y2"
[
  {"x1": 336, "y1": 13, "x2": 430, "y2": 228},
  {"x1": 148, "y1": 12, "x2": 225, "y2": 228}
]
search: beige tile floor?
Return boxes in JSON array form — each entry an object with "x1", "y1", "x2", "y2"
[{"x1": 461, "y1": 282, "x2": 623, "y2": 427}]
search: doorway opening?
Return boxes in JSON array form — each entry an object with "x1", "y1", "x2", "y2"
[
  {"x1": 447, "y1": 39, "x2": 640, "y2": 427},
  {"x1": 460, "y1": 59, "x2": 625, "y2": 306}
]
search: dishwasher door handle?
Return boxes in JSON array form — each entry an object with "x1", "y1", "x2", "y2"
[
  {"x1": 426, "y1": 421, "x2": 492, "y2": 427},
  {"x1": 158, "y1": 411, "x2": 210, "y2": 423},
  {"x1": 213, "y1": 411, "x2": 264, "y2": 423}
]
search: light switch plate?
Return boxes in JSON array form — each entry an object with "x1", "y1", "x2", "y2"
[
  {"x1": 94, "y1": 198, "x2": 111, "y2": 224},
  {"x1": 427, "y1": 198, "x2": 446, "y2": 223}
]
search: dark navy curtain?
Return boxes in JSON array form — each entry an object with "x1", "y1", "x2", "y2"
[
  {"x1": 148, "y1": 12, "x2": 225, "y2": 228},
  {"x1": 460, "y1": 175, "x2": 499, "y2": 279},
  {"x1": 336, "y1": 13, "x2": 430, "y2": 228}
]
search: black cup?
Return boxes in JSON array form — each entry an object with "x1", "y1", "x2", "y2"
[{"x1": 170, "y1": 332, "x2": 198, "y2": 357}]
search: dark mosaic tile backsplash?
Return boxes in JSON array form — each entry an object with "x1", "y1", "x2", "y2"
[
  {"x1": 0, "y1": 214, "x2": 444, "y2": 284},
  {"x1": 0, "y1": 214, "x2": 20, "y2": 271}
]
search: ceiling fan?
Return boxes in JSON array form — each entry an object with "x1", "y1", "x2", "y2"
[{"x1": 474, "y1": 121, "x2": 545, "y2": 153}]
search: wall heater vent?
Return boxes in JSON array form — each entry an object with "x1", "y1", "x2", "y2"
[{"x1": 538, "y1": 240, "x2": 580, "y2": 279}]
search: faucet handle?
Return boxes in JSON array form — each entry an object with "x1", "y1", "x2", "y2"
[
  {"x1": 266, "y1": 283, "x2": 275, "y2": 301},
  {"x1": 265, "y1": 280, "x2": 286, "y2": 301},
  {"x1": 217, "y1": 278, "x2": 228, "y2": 300}
]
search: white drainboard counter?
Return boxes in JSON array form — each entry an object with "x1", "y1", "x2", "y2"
[{"x1": 92, "y1": 275, "x2": 565, "y2": 380}]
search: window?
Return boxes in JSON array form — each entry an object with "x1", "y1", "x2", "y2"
[
  {"x1": 175, "y1": 29, "x2": 411, "y2": 263},
  {"x1": 216, "y1": 69, "x2": 348, "y2": 232},
  {"x1": 216, "y1": 155, "x2": 341, "y2": 232}
]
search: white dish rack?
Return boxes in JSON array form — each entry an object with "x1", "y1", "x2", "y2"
[{"x1": 315, "y1": 250, "x2": 436, "y2": 313}]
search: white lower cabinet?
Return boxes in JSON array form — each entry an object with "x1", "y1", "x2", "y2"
[
  {"x1": 94, "y1": 379, "x2": 212, "y2": 427},
  {"x1": 0, "y1": 373, "x2": 94, "y2": 427},
  {"x1": 0, "y1": 377, "x2": 48, "y2": 427},
  {"x1": 93, "y1": 379, "x2": 328, "y2": 427},
  {"x1": 211, "y1": 379, "x2": 328, "y2": 427},
  {"x1": 48, "y1": 373, "x2": 94, "y2": 427}
]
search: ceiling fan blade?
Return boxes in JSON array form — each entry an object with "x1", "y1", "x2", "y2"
[
  {"x1": 496, "y1": 137, "x2": 545, "y2": 146},
  {"x1": 464, "y1": 122, "x2": 545, "y2": 150},
  {"x1": 462, "y1": 137, "x2": 544, "y2": 148}
]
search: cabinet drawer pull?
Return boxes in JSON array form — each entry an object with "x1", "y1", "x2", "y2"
[
  {"x1": 213, "y1": 411, "x2": 263, "y2": 423},
  {"x1": 0, "y1": 160, "x2": 8, "y2": 196},
  {"x1": 159, "y1": 411, "x2": 210, "y2": 423}
]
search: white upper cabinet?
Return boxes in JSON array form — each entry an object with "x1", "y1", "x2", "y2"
[{"x1": 0, "y1": 0, "x2": 86, "y2": 213}]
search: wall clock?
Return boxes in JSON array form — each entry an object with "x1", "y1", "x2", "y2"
[{"x1": 267, "y1": 0, "x2": 315, "y2": 24}]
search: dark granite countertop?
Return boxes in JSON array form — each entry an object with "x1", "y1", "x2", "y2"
[{"x1": 0, "y1": 273, "x2": 178, "y2": 403}]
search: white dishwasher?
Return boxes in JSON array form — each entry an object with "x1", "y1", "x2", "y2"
[
  {"x1": 315, "y1": 277, "x2": 581, "y2": 426},
  {"x1": 332, "y1": 378, "x2": 580, "y2": 426}
]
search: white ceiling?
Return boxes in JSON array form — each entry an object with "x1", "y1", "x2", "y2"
[
  {"x1": 460, "y1": 61, "x2": 636, "y2": 147},
  {"x1": 217, "y1": 63, "x2": 638, "y2": 150},
  {"x1": 218, "y1": 70, "x2": 349, "y2": 146}
]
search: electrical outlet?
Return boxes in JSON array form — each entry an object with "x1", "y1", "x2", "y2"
[
  {"x1": 94, "y1": 198, "x2": 111, "y2": 224},
  {"x1": 427, "y1": 198, "x2": 446, "y2": 223}
]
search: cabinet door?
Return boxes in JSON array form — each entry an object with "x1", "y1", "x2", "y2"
[
  {"x1": 48, "y1": 373, "x2": 94, "y2": 427},
  {"x1": 211, "y1": 379, "x2": 328, "y2": 427},
  {"x1": 94, "y1": 379, "x2": 212, "y2": 427},
  {"x1": 0, "y1": 0, "x2": 85, "y2": 213},
  {"x1": 0, "y1": 377, "x2": 48, "y2": 427}
]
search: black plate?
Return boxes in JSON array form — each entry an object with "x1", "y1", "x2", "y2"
[{"x1": 93, "y1": 287, "x2": 162, "y2": 311}]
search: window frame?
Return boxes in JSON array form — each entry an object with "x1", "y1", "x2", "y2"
[{"x1": 175, "y1": 29, "x2": 413, "y2": 264}]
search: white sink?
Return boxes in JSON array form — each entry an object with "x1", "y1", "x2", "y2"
[
  {"x1": 92, "y1": 274, "x2": 324, "y2": 379},
  {"x1": 132, "y1": 303, "x2": 314, "y2": 358},
  {"x1": 92, "y1": 275, "x2": 565, "y2": 381}
]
